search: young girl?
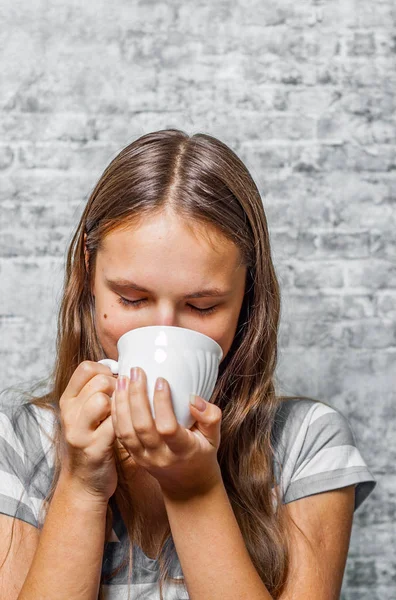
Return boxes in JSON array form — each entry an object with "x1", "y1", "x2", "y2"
[{"x1": 0, "y1": 129, "x2": 376, "y2": 600}]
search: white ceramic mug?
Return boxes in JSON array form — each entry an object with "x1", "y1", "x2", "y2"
[{"x1": 98, "y1": 325, "x2": 223, "y2": 429}]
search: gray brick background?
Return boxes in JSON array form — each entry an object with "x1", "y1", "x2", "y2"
[{"x1": 0, "y1": 0, "x2": 395, "y2": 597}]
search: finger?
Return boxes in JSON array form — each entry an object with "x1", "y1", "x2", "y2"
[
  {"x1": 61, "y1": 361, "x2": 114, "y2": 406},
  {"x1": 189, "y1": 398, "x2": 222, "y2": 448},
  {"x1": 93, "y1": 413, "x2": 117, "y2": 453},
  {"x1": 79, "y1": 391, "x2": 113, "y2": 432},
  {"x1": 78, "y1": 372, "x2": 116, "y2": 406},
  {"x1": 72, "y1": 373, "x2": 116, "y2": 431},
  {"x1": 153, "y1": 378, "x2": 178, "y2": 436},
  {"x1": 111, "y1": 392, "x2": 140, "y2": 459},
  {"x1": 114, "y1": 376, "x2": 145, "y2": 452},
  {"x1": 128, "y1": 369, "x2": 161, "y2": 449},
  {"x1": 152, "y1": 378, "x2": 190, "y2": 453},
  {"x1": 110, "y1": 391, "x2": 119, "y2": 436}
]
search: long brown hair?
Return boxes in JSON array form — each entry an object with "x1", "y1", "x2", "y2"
[{"x1": 4, "y1": 129, "x2": 318, "y2": 598}]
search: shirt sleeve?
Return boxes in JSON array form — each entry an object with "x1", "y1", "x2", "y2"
[
  {"x1": 0, "y1": 403, "x2": 55, "y2": 528},
  {"x1": 279, "y1": 400, "x2": 377, "y2": 512}
]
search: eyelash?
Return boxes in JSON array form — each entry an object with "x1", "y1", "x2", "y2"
[{"x1": 117, "y1": 296, "x2": 217, "y2": 317}]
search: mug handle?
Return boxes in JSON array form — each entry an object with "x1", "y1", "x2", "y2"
[{"x1": 98, "y1": 359, "x2": 119, "y2": 375}]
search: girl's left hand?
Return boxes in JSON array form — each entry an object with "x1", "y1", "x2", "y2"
[{"x1": 111, "y1": 367, "x2": 223, "y2": 500}]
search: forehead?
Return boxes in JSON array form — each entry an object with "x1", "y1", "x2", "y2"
[{"x1": 98, "y1": 213, "x2": 244, "y2": 281}]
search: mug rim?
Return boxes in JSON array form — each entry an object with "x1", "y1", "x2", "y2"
[{"x1": 117, "y1": 325, "x2": 223, "y2": 359}]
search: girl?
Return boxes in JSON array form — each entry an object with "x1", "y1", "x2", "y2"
[{"x1": 0, "y1": 129, "x2": 376, "y2": 600}]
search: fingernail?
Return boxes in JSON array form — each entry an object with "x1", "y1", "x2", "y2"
[
  {"x1": 189, "y1": 394, "x2": 206, "y2": 411},
  {"x1": 117, "y1": 376, "x2": 127, "y2": 391},
  {"x1": 155, "y1": 377, "x2": 165, "y2": 391},
  {"x1": 130, "y1": 367, "x2": 140, "y2": 382}
]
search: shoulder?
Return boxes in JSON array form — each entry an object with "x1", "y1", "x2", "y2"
[
  {"x1": 0, "y1": 400, "x2": 57, "y2": 491},
  {"x1": 0, "y1": 401, "x2": 57, "y2": 528},
  {"x1": 271, "y1": 397, "x2": 322, "y2": 462},
  {"x1": 272, "y1": 397, "x2": 377, "y2": 512},
  {"x1": 272, "y1": 397, "x2": 354, "y2": 454},
  {"x1": 0, "y1": 401, "x2": 57, "y2": 468},
  {"x1": 272, "y1": 397, "x2": 317, "y2": 440}
]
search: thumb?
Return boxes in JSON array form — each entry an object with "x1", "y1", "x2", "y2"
[{"x1": 189, "y1": 395, "x2": 222, "y2": 448}]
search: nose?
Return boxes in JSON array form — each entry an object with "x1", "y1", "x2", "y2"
[{"x1": 152, "y1": 304, "x2": 179, "y2": 328}]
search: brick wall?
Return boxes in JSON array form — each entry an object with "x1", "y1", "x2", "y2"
[{"x1": 0, "y1": 0, "x2": 395, "y2": 597}]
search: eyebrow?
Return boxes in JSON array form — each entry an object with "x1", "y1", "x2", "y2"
[{"x1": 105, "y1": 277, "x2": 232, "y2": 299}]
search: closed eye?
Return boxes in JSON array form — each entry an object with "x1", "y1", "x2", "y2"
[{"x1": 117, "y1": 296, "x2": 217, "y2": 316}]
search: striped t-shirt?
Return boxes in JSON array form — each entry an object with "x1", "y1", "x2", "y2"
[{"x1": 0, "y1": 397, "x2": 377, "y2": 599}]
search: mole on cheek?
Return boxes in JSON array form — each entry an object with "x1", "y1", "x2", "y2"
[{"x1": 104, "y1": 314, "x2": 107, "y2": 319}]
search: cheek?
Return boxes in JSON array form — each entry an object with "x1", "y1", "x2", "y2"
[
  {"x1": 218, "y1": 326, "x2": 237, "y2": 361},
  {"x1": 94, "y1": 297, "x2": 132, "y2": 354},
  {"x1": 209, "y1": 313, "x2": 240, "y2": 362},
  {"x1": 95, "y1": 313, "x2": 121, "y2": 355}
]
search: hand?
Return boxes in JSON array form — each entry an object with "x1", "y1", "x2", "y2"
[
  {"x1": 58, "y1": 361, "x2": 118, "y2": 503},
  {"x1": 111, "y1": 367, "x2": 223, "y2": 500}
]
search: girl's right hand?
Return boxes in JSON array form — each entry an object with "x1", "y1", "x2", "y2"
[{"x1": 58, "y1": 360, "x2": 118, "y2": 504}]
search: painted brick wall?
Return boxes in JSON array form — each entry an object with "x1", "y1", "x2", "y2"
[{"x1": 0, "y1": 1, "x2": 395, "y2": 597}]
